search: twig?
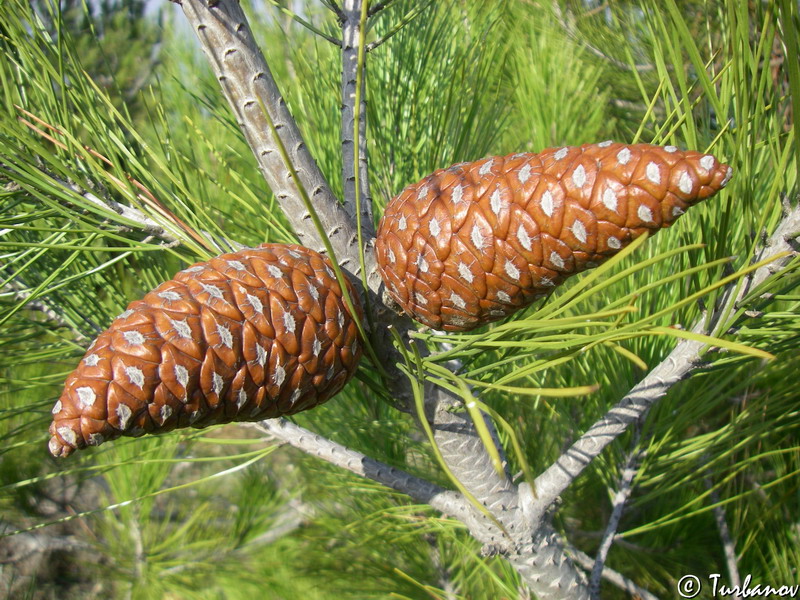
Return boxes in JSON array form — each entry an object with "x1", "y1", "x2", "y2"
[
  {"x1": 321, "y1": 0, "x2": 344, "y2": 21},
  {"x1": 129, "y1": 516, "x2": 146, "y2": 600},
  {"x1": 735, "y1": 195, "x2": 800, "y2": 302},
  {"x1": 178, "y1": 0, "x2": 413, "y2": 414},
  {"x1": 255, "y1": 416, "x2": 590, "y2": 598},
  {"x1": 237, "y1": 499, "x2": 309, "y2": 549},
  {"x1": 368, "y1": 0, "x2": 397, "y2": 17},
  {"x1": 364, "y1": 0, "x2": 588, "y2": 587},
  {"x1": 178, "y1": 1, "x2": 595, "y2": 593},
  {"x1": 1, "y1": 169, "x2": 183, "y2": 341},
  {"x1": 532, "y1": 333, "x2": 704, "y2": 521},
  {"x1": 264, "y1": 0, "x2": 342, "y2": 46},
  {"x1": 590, "y1": 440, "x2": 646, "y2": 600},
  {"x1": 14, "y1": 107, "x2": 211, "y2": 250},
  {"x1": 345, "y1": 0, "x2": 584, "y2": 587},
  {"x1": 569, "y1": 545, "x2": 661, "y2": 600},
  {"x1": 703, "y1": 458, "x2": 741, "y2": 598},
  {"x1": 506, "y1": 523, "x2": 591, "y2": 600},
  {"x1": 59, "y1": 177, "x2": 180, "y2": 244},
  {"x1": 0, "y1": 520, "x2": 92, "y2": 559},
  {"x1": 365, "y1": 0, "x2": 434, "y2": 52},
  {"x1": 431, "y1": 388, "x2": 516, "y2": 508},
  {"x1": 158, "y1": 499, "x2": 310, "y2": 577},
  {"x1": 1, "y1": 275, "x2": 92, "y2": 342},
  {"x1": 425, "y1": 534, "x2": 459, "y2": 600}
]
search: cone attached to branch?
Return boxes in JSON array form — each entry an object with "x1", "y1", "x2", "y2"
[
  {"x1": 49, "y1": 244, "x2": 364, "y2": 457},
  {"x1": 375, "y1": 142, "x2": 733, "y2": 331}
]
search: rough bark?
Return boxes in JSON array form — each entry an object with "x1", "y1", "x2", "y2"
[
  {"x1": 340, "y1": 0, "x2": 374, "y2": 227},
  {"x1": 177, "y1": 0, "x2": 368, "y2": 280}
]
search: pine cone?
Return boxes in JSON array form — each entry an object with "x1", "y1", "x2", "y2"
[
  {"x1": 49, "y1": 244, "x2": 364, "y2": 457},
  {"x1": 375, "y1": 142, "x2": 733, "y2": 331}
]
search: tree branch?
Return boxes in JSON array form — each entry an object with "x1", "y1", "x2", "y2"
[
  {"x1": 340, "y1": 0, "x2": 374, "y2": 227},
  {"x1": 590, "y1": 441, "x2": 645, "y2": 599},
  {"x1": 0, "y1": 520, "x2": 90, "y2": 561},
  {"x1": 252, "y1": 418, "x2": 476, "y2": 522},
  {"x1": 569, "y1": 545, "x2": 661, "y2": 600},
  {"x1": 1, "y1": 172, "x2": 186, "y2": 342},
  {"x1": 506, "y1": 523, "x2": 591, "y2": 600},
  {"x1": 736, "y1": 196, "x2": 800, "y2": 300},
  {"x1": 704, "y1": 458, "x2": 741, "y2": 596},
  {"x1": 265, "y1": 0, "x2": 342, "y2": 46},
  {"x1": 0, "y1": 275, "x2": 94, "y2": 342},
  {"x1": 57, "y1": 176, "x2": 181, "y2": 244},
  {"x1": 176, "y1": 0, "x2": 366, "y2": 277},
  {"x1": 177, "y1": 2, "x2": 593, "y2": 592},
  {"x1": 531, "y1": 203, "x2": 800, "y2": 520},
  {"x1": 365, "y1": 1, "x2": 433, "y2": 53},
  {"x1": 531, "y1": 333, "x2": 702, "y2": 523},
  {"x1": 255, "y1": 415, "x2": 591, "y2": 599}
]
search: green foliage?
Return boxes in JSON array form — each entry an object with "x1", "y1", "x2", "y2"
[
  {"x1": 507, "y1": 2, "x2": 613, "y2": 151},
  {"x1": 1, "y1": 0, "x2": 798, "y2": 598},
  {"x1": 367, "y1": 0, "x2": 512, "y2": 210}
]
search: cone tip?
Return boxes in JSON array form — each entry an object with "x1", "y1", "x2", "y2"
[
  {"x1": 48, "y1": 435, "x2": 73, "y2": 458},
  {"x1": 720, "y1": 164, "x2": 734, "y2": 188}
]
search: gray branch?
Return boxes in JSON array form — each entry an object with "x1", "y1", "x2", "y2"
[
  {"x1": 368, "y1": 0, "x2": 397, "y2": 17},
  {"x1": 570, "y1": 546, "x2": 661, "y2": 600},
  {"x1": 736, "y1": 196, "x2": 800, "y2": 301},
  {"x1": 506, "y1": 523, "x2": 590, "y2": 600},
  {"x1": 176, "y1": 0, "x2": 367, "y2": 279},
  {"x1": 0, "y1": 520, "x2": 91, "y2": 561},
  {"x1": 530, "y1": 333, "x2": 702, "y2": 526},
  {"x1": 323, "y1": 0, "x2": 344, "y2": 21},
  {"x1": 427, "y1": 534, "x2": 459, "y2": 600},
  {"x1": 43, "y1": 172, "x2": 180, "y2": 244},
  {"x1": 590, "y1": 442, "x2": 645, "y2": 599},
  {"x1": 238, "y1": 499, "x2": 309, "y2": 549},
  {"x1": 531, "y1": 202, "x2": 800, "y2": 520},
  {"x1": 177, "y1": 4, "x2": 800, "y2": 597},
  {"x1": 252, "y1": 418, "x2": 475, "y2": 522},
  {"x1": 1, "y1": 275, "x2": 92, "y2": 342},
  {"x1": 8, "y1": 2, "x2": 791, "y2": 595},
  {"x1": 341, "y1": 0, "x2": 374, "y2": 227},
  {"x1": 1, "y1": 173, "x2": 184, "y2": 341},
  {"x1": 255, "y1": 416, "x2": 591, "y2": 599},
  {"x1": 158, "y1": 499, "x2": 310, "y2": 578},
  {"x1": 704, "y1": 459, "x2": 741, "y2": 596}
]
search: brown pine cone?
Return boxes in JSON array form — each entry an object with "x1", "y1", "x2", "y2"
[
  {"x1": 49, "y1": 244, "x2": 364, "y2": 457},
  {"x1": 375, "y1": 142, "x2": 733, "y2": 331}
]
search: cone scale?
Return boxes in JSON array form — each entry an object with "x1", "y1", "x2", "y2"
[
  {"x1": 49, "y1": 244, "x2": 364, "y2": 457},
  {"x1": 375, "y1": 142, "x2": 733, "y2": 331}
]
